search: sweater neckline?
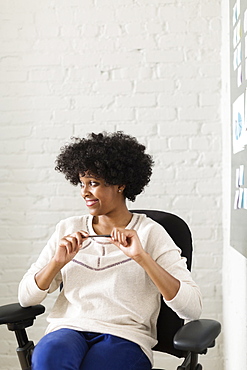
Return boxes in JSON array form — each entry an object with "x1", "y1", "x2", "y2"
[{"x1": 86, "y1": 213, "x2": 141, "y2": 243}]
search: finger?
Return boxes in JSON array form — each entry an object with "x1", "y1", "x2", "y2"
[
  {"x1": 118, "y1": 231, "x2": 127, "y2": 247},
  {"x1": 64, "y1": 236, "x2": 79, "y2": 253},
  {"x1": 79, "y1": 230, "x2": 89, "y2": 238},
  {"x1": 71, "y1": 232, "x2": 85, "y2": 247},
  {"x1": 112, "y1": 229, "x2": 121, "y2": 243},
  {"x1": 111, "y1": 229, "x2": 126, "y2": 247},
  {"x1": 110, "y1": 230, "x2": 119, "y2": 248},
  {"x1": 59, "y1": 238, "x2": 73, "y2": 254},
  {"x1": 111, "y1": 228, "x2": 117, "y2": 241}
]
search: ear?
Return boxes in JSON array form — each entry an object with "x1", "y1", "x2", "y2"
[{"x1": 117, "y1": 185, "x2": 126, "y2": 193}]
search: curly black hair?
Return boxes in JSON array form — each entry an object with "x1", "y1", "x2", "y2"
[{"x1": 55, "y1": 131, "x2": 154, "y2": 202}]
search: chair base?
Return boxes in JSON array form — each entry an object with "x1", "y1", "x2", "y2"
[
  {"x1": 16, "y1": 340, "x2": 34, "y2": 370},
  {"x1": 153, "y1": 352, "x2": 203, "y2": 370}
]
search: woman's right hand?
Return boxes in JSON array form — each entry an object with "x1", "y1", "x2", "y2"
[
  {"x1": 35, "y1": 230, "x2": 89, "y2": 291},
  {"x1": 54, "y1": 230, "x2": 89, "y2": 267}
]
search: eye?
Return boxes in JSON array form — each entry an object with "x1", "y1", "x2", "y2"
[
  {"x1": 89, "y1": 181, "x2": 98, "y2": 186},
  {"x1": 79, "y1": 181, "x2": 99, "y2": 188}
]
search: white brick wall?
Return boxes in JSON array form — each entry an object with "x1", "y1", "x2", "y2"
[{"x1": 0, "y1": 1, "x2": 223, "y2": 369}]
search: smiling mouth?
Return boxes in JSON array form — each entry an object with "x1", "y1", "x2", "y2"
[{"x1": 85, "y1": 199, "x2": 99, "y2": 207}]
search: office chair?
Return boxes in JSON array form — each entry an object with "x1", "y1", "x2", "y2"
[{"x1": 0, "y1": 210, "x2": 221, "y2": 370}]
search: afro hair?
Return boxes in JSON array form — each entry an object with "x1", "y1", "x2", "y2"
[{"x1": 55, "y1": 131, "x2": 154, "y2": 202}]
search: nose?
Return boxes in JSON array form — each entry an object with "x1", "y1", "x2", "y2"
[{"x1": 80, "y1": 184, "x2": 91, "y2": 198}]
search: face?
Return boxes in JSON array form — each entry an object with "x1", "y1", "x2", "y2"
[{"x1": 79, "y1": 173, "x2": 125, "y2": 216}]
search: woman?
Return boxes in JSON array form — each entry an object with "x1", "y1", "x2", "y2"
[{"x1": 18, "y1": 132, "x2": 202, "y2": 370}]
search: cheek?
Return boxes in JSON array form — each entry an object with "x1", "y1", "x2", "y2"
[
  {"x1": 101, "y1": 192, "x2": 116, "y2": 203},
  {"x1": 94, "y1": 186, "x2": 118, "y2": 202}
]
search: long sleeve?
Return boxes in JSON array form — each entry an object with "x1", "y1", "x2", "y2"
[
  {"x1": 139, "y1": 218, "x2": 203, "y2": 321},
  {"x1": 18, "y1": 227, "x2": 62, "y2": 307}
]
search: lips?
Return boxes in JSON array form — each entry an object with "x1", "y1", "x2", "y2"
[{"x1": 85, "y1": 199, "x2": 99, "y2": 207}]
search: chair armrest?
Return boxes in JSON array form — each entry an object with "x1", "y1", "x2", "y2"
[
  {"x1": 0, "y1": 303, "x2": 45, "y2": 325},
  {"x1": 173, "y1": 319, "x2": 221, "y2": 353}
]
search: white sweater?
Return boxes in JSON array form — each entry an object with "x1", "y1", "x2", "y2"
[{"x1": 18, "y1": 213, "x2": 202, "y2": 364}]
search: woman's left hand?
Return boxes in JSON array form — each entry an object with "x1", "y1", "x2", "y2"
[
  {"x1": 110, "y1": 228, "x2": 146, "y2": 261},
  {"x1": 111, "y1": 228, "x2": 181, "y2": 302}
]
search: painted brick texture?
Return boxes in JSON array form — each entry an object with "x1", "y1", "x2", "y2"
[{"x1": 0, "y1": 1, "x2": 223, "y2": 369}]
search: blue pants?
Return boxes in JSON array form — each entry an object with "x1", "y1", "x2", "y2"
[{"x1": 32, "y1": 329, "x2": 152, "y2": 370}]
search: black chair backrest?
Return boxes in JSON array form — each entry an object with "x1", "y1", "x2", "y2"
[{"x1": 131, "y1": 210, "x2": 193, "y2": 357}]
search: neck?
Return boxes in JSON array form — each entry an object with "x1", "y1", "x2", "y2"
[{"x1": 92, "y1": 206, "x2": 132, "y2": 235}]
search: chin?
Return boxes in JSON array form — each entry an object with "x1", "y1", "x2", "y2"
[{"x1": 88, "y1": 208, "x2": 102, "y2": 216}]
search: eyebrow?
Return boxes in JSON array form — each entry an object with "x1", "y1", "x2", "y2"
[
  {"x1": 79, "y1": 172, "x2": 101, "y2": 179},
  {"x1": 79, "y1": 177, "x2": 100, "y2": 182}
]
